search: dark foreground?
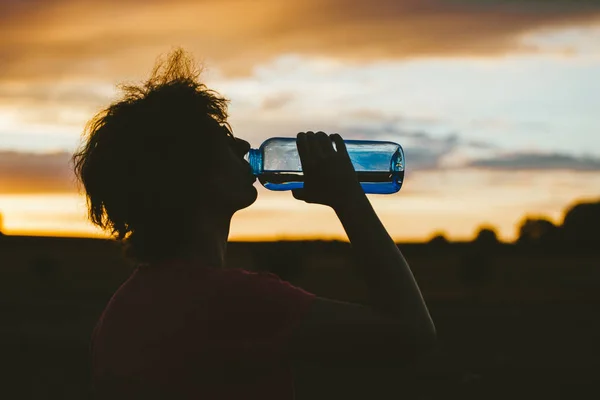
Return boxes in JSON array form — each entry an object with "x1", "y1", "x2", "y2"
[{"x1": 1, "y1": 236, "x2": 598, "y2": 399}]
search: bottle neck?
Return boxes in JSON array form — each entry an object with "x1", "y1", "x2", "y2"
[{"x1": 245, "y1": 148, "x2": 263, "y2": 176}]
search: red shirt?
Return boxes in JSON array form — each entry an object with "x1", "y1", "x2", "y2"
[{"x1": 91, "y1": 260, "x2": 316, "y2": 399}]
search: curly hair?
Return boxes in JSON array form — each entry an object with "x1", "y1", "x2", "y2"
[{"x1": 72, "y1": 49, "x2": 233, "y2": 264}]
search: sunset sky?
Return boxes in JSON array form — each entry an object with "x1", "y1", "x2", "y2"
[{"x1": 1, "y1": 0, "x2": 599, "y2": 242}]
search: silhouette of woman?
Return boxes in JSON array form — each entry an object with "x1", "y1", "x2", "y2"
[{"x1": 74, "y1": 49, "x2": 435, "y2": 400}]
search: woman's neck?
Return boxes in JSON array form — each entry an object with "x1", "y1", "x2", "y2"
[{"x1": 183, "y1": 212, "x2": 232, "y2": 268}]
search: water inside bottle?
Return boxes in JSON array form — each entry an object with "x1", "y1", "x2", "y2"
[{"x1": 259, "y1": 170, "x2": 404, "y2": 194}]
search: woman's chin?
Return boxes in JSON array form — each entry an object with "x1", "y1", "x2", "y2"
[{"x1": 235, "y1": 186, "x2": 258, "y2": 212}]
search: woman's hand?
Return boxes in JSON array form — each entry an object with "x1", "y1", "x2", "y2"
[{"x1": 293, "y1": 131, "x2": 365, "y2": 210}]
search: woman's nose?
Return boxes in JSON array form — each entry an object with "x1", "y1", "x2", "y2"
[{"x1": 237, "y1": 139, "x2": 251, "y2": 156}]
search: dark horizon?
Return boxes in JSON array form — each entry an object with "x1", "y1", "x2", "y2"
[{"x1": 2, "y1": 197, "x2": 599, "y2": 246}]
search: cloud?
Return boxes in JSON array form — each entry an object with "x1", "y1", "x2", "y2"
[
  {"x1": 403, "y1": 133, "x2": 466, "y2": 171},
  {"x1": 0, "y1": 150, "x2": 76, "y2": 193},
  {"x1": 338, "y1": 122, "x2": 500, "y2": 171},
  {"x1": 0, "y1": 81, "x2": 111, "y2": 108},
  {"x1": 0, "y1": 125, "x2": 467, "y2": 194},
  {"x1": 338, "y1": 122, "x2": 600, "y2": 174},
  {"x1": 0, "y1": 77, "x2": 115, "y2": 130},
  {"x1": 260, "y1": 92, "x2": 296, "y2": 111},
  {"x1": 0, "y1": 129, "x2": 598, "y2": 195},
  {"x1": 304, "y1": 123, "x2": 474, "y2": 172},
  {"x1": 467, "y1": 152, "x2": 600, "y2": 172},
  {"x1": 0, "y1": 0, "x2": 599, "y2": 83}
]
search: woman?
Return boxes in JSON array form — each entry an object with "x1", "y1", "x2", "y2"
[{"x1": 73, "y1": 50, "x2": 436, "y2": 400}]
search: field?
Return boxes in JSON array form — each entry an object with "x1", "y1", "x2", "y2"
[{"x1": 1, "y1": 235, "x2": 599, "y2": 399}]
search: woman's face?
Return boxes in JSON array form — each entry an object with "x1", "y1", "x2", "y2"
[{"x1": 205, "y1": 127, "x2": 258, "y2": 214}]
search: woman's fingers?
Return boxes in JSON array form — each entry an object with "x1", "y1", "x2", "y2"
[
  {"x1": 315, "y1": 131, "x2": 335, "y2": 158},
  {"x1": 331, "y1": 134, "x2": 351, "y2": 163},
  {"x1": 296, "y1": 132, "x2": 314, "y2": 172}
]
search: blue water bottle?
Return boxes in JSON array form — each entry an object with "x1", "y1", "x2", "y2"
[{"x1": 244, "y1": 137, "x2": 405, "y2": 194}]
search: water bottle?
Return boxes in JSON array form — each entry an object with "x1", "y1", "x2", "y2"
[{"x1": 244, "y1": 137, "x2": 405, "y2": 194}]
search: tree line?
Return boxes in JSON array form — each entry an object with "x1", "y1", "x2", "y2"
[
  {"x1": 430, "y1": 199, "x2": 600, "y2": 245},
  {"x1": 0, "y1": 199, "x2": 598, "y2": 244}
]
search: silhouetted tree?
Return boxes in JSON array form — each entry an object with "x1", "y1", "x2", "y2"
[
  {"x1": 428, "y1": 232, "x2": 450, "y2": 245},
  {"x1": 0, "y1": 211, "x2": 4, "y2": 236},
  {"x1": 517, "y1": 217, "x2": 559, "y2": 245},
  {"x1": 561, "y1": 200, "x2": 600, "y2": 245},
  {"x1": 474, "y1": 226, "x2": 499, "y2": 246}
]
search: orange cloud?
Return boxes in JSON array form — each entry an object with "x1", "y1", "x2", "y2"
[
  {"x1": 1, "y1": 0, "x2": 599, "y2": 83},
  {"x1": 0, "y1": 151, "x2": 76, "y2": 193}
]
